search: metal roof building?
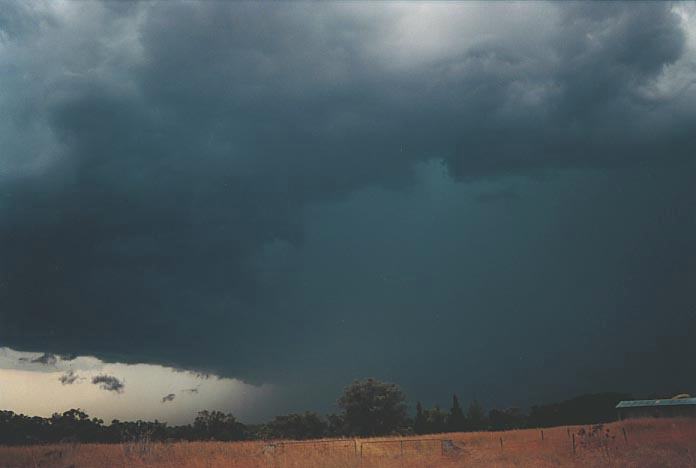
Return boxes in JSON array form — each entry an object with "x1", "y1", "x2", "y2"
[{"x1": 616, "y1": 397, "x2": 696, "y2": 420}]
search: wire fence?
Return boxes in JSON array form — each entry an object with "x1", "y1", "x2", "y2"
[
  {"x1": 11, "y1": 423, "x2": 695, "y2": 468},
  {"x1": 256, "y1": 423, "x2": 667, "y2": 465}
]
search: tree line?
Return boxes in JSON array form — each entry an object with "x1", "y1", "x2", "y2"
[{"x1": 0, "y1": 378, "x2": 631, "y2": 445}]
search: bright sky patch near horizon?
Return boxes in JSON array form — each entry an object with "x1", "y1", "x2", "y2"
[{"x1": 0, "y1": 348, "x2": 274, "y2": 424}]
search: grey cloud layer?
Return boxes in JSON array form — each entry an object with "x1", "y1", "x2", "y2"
[{"x1": 0, "y1": 1, "x2": 694, "y2": 391}]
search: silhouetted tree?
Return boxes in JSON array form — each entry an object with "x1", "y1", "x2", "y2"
[
  {"x1": 0, "y1": 388, "x2": 635, "y2": 445},
  {"x1": 325, "y1": 413, "x2": 346, "y2": 437},
  {"x1": 528, "y1": 392, "x2": 631, "y2": 428},
  {"x1": 50, "y1": 409, "x2": 105, "y2": 443},
  {"x1": 266, "y1": 412, "x2": 327, "y2": 440},
  {"x1": 447, "y1": 394, "x2": 466, "y2": 432},
  {"x1": 467, "y1": 399, "x2": 485, "y2": 431},
  {"x1": 193, "y1": 410, "x2": 247, "y2": 441},
  {"x1": 109, "y1": 419, "x2": 168, "y2": 442},
  {"x1": 423, "y1": 405, "x2": 447, "y2": 433},
  {"x1": 488, "y1": 408, "x2": 525, "y2": 431},
  {"x1": 337, "y1": 378, "x2": 408, "y2": 436},
  {"x1": 414, "y1": 402, "x2": 427, "y2": 435}
]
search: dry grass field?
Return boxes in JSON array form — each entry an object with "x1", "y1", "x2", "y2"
[{"x1": 2, "y1": 418, "x2": 696, "y2": 468}]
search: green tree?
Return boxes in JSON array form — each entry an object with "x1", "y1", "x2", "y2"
[
  {"x1": 337, "y1": 378, "x2": 408, "y2": 436},
  {"x1": 447, "y1": 394, "x2": 466, "y2": 432}
]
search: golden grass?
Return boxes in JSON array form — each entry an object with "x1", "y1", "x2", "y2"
[{"x1": 2, "y1": 418, "x2": 696, "y2": 467}]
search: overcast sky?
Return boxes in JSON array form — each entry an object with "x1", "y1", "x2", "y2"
[{"x1": 1, "y1": 1, "x2": 695, "y2": 423}]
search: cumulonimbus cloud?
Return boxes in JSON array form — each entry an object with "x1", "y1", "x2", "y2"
[{"x1": 0, "y1": 1, "x2": 694, "y2": 387}]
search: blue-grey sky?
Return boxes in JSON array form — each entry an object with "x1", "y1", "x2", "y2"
[{"x1": 0, "y1": 1, "x2": 695, "y2": 422}]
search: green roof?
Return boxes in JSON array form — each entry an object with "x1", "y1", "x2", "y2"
[{"x1": 616, "y1": 398, "x2": 696, "y2": 408}]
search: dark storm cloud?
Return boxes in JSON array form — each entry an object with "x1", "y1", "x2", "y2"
[
  {"x1": 92, "y1": 375, "x2": 125, "y2": 393},
  {"x1": 474, "y1": 188, "x2": 519, "y2": 204},
  {"x1": 0, "y1": 0, "x2": 51, "y2": 40},
  {"x1": 173, "y1": 369, "x2": 211, "y2": 380},
  {"x1": 0, "y1": 0, "x2": 694, "y2": 402},
  {"x1": 442, "y1": 3, "x2": 689, "y2": 177}
]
